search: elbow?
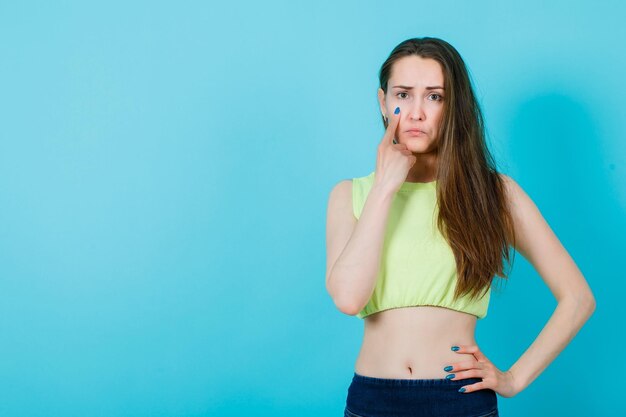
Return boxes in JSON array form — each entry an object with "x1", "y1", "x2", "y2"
[
  {"x1": 586, "y1": 294, "x2": 596, "y2": 315},
  {"x1": 326, "y1": 280, "x2": 362, "y2": 316},
  {"x1": 333, "y1": 302, "x2": 355, "y2": 316},
  {"x1": 580, "y1": 289, "x2": 596, "y2": 315},
  {"x1": 559, "y1": 290, "x2": 596, "y2": 316},
  {"x1": 573, "y1": 292, "x2": 596, "y2": 317},
  {"x1": 338, "y1": 300, "x2": 363, "y2": 316},
  {"x1": 332, "y1": 292, "x2": 363, "y2": 316}
]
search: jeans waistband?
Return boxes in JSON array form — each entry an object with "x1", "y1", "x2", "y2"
[{"x1": 352, "y1": 372, "x2": 483, "y2": 387}]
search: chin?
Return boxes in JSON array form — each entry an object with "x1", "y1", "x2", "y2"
[
  {"x1": 411, "y1": 146, "x2": 437, "y2": 155},
  {"x1": 403, "y1": 138, "x2": 430, "y2": 149}
]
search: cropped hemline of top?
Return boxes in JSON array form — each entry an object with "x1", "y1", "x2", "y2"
[{"x1": 351, "y1": 171, "x2": 491, "y2": 320}]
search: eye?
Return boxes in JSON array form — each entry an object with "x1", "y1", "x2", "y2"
[
  {"x1": 429, "y1": 93, "x2": 444, "y2": 101},
  {"x1": 396, "y1": 92, "x2": 409, "y2": 100}
]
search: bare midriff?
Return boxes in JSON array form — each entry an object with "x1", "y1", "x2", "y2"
[{"x1": 354, "y1": 305, "x2": 479, "y2": 380}]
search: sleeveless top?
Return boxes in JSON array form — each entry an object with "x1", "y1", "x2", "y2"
[{"x1": 351, "y1": 171, "x2": 491, "y2": 319}]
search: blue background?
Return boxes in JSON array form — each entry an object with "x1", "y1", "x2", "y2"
[{"x1": 1, "y1": 1, "x2": 623, "y2": 416}]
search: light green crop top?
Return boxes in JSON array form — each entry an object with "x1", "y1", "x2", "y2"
[{"x1": 352, "y1": 171, "x2": 491, "y2": 319}]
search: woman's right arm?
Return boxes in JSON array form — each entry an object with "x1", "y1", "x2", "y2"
[
  {"x1": 325, "y1": 107, "x2": 414, "y2": 315},
  {"x1": 325, "y1": 180, "x2": 395, "y2": 315}
]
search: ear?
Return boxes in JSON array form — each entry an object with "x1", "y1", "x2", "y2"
[{"x1": 377, "y1": 88, "x2": 387, "y2": 117}]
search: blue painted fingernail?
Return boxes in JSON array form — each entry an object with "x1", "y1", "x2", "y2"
[
  {"x1": 444, "y1": 366, "x2": 453, "y2": 372},
  {"x1": 451, "y1": 346, "x2": 459, "y2": 351},
  {"x1": 458, "y1": 387, "x2": 466, "y2": 393},
  {"x1": 394, "y1": 106, "x2": 400, "y2": 114},
  {"x1": 445, "y1": 374, "x2": 455, "y2": 380}
]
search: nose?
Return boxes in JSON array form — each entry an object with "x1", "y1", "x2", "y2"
[{"x1": 408, "y1": 102, "x2": 425, "y2": 121}]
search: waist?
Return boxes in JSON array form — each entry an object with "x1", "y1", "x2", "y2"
[{"x1": 355, "y1": 306, "x2": 478, "y2": 379}]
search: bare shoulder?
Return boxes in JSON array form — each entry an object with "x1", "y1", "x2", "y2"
[
  {"x1": 328, "y1": 179, "x2": 352, "y2": 202},
  {"x1": 498, "y1": 173, "x2": 527, "y2": 213},
  {"x1": 496, "y1": 172, "x2": 544, "y2": 260},
  {"x1": 497, "y1": 172, "x2": 531, "y2": 228},
  {"x1": 327, "y1": 179, "x2": 354, "y2": 217},
  {"x1": 497, "y1": 172, "x2": 517, "y2": 195},
  {"x1": 327, "y1": 178, "x2": 355, "y2": 223}
]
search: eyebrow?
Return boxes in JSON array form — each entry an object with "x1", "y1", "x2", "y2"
[{"x1": 392, "y1": 85, "x2": 445, "y2": 90}]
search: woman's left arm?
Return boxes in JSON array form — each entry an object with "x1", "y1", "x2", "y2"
[
  {"x1": 500, "y1": 174, "x2": 596, "y2": 394},
  {"x1": 446, "y1": 175, "x2": 595, "y2": 397}
]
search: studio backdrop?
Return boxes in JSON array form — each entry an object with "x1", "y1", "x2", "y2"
[{"x1": 0, "y1": 1, "x2": 623, "y2": 416}]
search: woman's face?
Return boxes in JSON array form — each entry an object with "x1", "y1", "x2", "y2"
[{"x1": 378, "y1": 55, "x2": 445, "y2": 153}]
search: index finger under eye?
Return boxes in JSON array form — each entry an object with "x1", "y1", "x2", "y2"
[{"x1": 383, "y1": 106, "x2": 401, "y2": 145}]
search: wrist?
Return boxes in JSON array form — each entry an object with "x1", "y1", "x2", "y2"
[{"x1": 370, "y1": 182, "x2": 396, "y2": 201}]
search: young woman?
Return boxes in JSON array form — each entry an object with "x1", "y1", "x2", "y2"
[{"x1": 325, "y1": 37, "x2": 596, "y2": 417}]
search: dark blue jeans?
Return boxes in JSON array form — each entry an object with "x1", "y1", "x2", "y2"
[{"x1": 344, "y1": 372, "x2": 499, "y2": 417}]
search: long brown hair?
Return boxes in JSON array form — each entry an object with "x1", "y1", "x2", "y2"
[{"x1": 378, "y1": 37, "x2": 516, "y2": 301}]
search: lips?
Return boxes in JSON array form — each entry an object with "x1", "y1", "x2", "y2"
[{"x1": 405, "y1": 129, "x2": 426, "y2": 137}]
